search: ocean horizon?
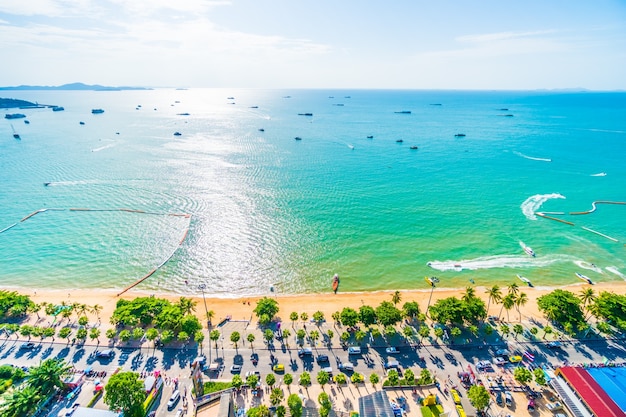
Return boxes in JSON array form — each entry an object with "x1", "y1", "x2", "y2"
[{"x1": 1, "y1": 89, "x2": 625, "y2": 297}]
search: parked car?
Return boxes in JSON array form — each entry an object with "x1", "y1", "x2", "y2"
[
  {"x1": 476, "y1": 360, "x2": 493, "y2": 371},
  {"x1": 230, "y1": 364, "x2": 242, "y2": 373},
  {"x1": 547, "y1": 341, "x2": 562, "y2": 348},
  {"x1": 492, "y1": 357, "x2": 507, "y2": 366},
  {"x1": 64, "y1": 403, "x2": 79, "y2": 417},
  {"x1": 298, "y1": 348, "x2": 313, "y2": 357},
  {"x1": 385, "y1": 347, "x2": 399, "y2": 354},
  {"x1": 316, "y1": 354, "x2": 329, "y2": 363},
  {"x1": 19, "y1": 342, "x2": 36, "y2": 350},
  {"x1": 347, "y1": 346, "x2": 361, "y2": 355},
  {"x1": 95, "y1": 349, "x2": 114, "y2": 358},
  {"x1": 504, "y1": 391, "x2": 513, "y2": 407},
  {"x1": 509, "y1": 355, "x2": 523, "y2": 363},
  {"x1": 546, "y1": 402, "x2": 564, "y2": 411},
  {"x1": 495, "y1": 349, "x2": 509, "y2": 357},
  {"x1": 338, "y1": 363, "x2": 354, "y2": 372},
  {"x1": 385, "y1": 359, "x2": 400, "y2": 369},
  {"x1": 272, "y1": 364, "x2": 285, "y2": 373},
  {"x1": 495, "y1": 391, "x2": 503, "y2": 406}
]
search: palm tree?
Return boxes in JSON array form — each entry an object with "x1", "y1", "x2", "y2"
[
  {"x1": 0, "y1": 385, "x2": 42, "y2": 417},
  {"x1": 91, "y1": 304, "x2": 103, "y2": 321},
  {"x1": 210, "y1": 330, "x2": 220, "y2": 355},
  {"x1": 485, "y1": 285, "x2": 502, "y2": 315},
  {"x1": 500, "y1": 294, "x2": 516, "y2": 322},
  {"x1": 391, "y1": 291, "x2": 401, "y2": 306},
  {"x1": 507, "y1": 283, "x2": 519, "y2": 297},
  {"x1": 515, "y1": 292, "x2": 528, "y2": 322},
  {"x1": 462, "y1": 286, "x2": 476, "y2": 303},
  {"x1": 27, "y1": 358, "x2": 72, "y2": 396},
  {"x1": 578, "y1": 288, "x2": 596, "y2": 319},
  {"x1": 206, "y1": 310, "x2": 215, "y2": 326},
  {"x1": 177, "y1": 297, "x2": 197, "y2": 315}
]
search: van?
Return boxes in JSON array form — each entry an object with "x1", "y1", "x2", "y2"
[
  {"x1": 348, "y1": 346, "x2": 361, "y2": 355},
  {"x1": 167, "y1": 390, "x2": 180, "y2": 410}
]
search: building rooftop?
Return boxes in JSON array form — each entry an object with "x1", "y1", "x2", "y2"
[{"x1": 556, "y1": 366, "x2": 623, "y2": 417}]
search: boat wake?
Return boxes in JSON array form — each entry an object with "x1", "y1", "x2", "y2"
[
  {"x1": 606, "y1": 267, "x2": 625, "y2": 280},
  {"x1": 521, "y1": 193, "x2": 565, "y2": 220},
  {"x1": 427, "y1": 254, "x2": 567, "y2": 272},
  {"x1": 590, "y1": 172, "x2": 607, "y2": 177},
  {"x1": 574, "y1": 260, "x2": 603, "y2": 274},
  {"x1": 92, "y1": 142, "x2": 117, "y2": 152},
  {"x1": 513, "y1": 151, "x2": 552, "y2": 162}
]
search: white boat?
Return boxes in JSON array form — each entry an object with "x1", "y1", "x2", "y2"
[
  {"x1": 576, "y1": 272, "x2": 593, "y2": 284},
  {"x1": 517, "y1": 275, "x2": 533, "y2": 287},
  {"x1": 523, "y1": 245, "x2": 536, "y2": 257}
]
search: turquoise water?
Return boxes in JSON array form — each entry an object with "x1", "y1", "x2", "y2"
[{"x1": 1, "y1": 89, "x2": 625, "y2": 296}]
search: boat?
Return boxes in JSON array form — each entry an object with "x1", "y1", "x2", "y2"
[
  {"x1": 576, "y1": 273, "x2": 593, "y2": 284},
  {"x1": 298, "y1": 113, "x2": 313, "y2": 116},
  {"x1": 396, "y1": 139, "x2": 403, "y2": 143},
  {"x1": 177, "y1": 113, "x2": 190, "y2": 116},
  {"x1": 522, "y1": 245, "x2": 536, "y2": 257},
  {"x1": 454, "y1": 264, "x2": 462, "y2": 271},
  {"x1": 52, "y1": 106, "x2": 64, "y2": 112},
  {"x1": 5, "y1": 113, "x2": 26, "y2": 119},
  {"x1": 10, "y1": 124, "x2": 20, "y2": 139},
  {"x1": 24, "y1": 120, "x2": 29, "y2": 124},
  {"x1": 517, "y1": 275, "x2": 533, "y2": 287},
  {"x1": 454, "y1": 133, "x2": 466, "y2": 137},
  {"x1": 79, "y1": 121, "x2": 85, "y2": 125},
  {"x1": 410, "y1": 146, "x2": 418, "y2": 150},
  {"x1": 294, "y1": 137, "x2": 302, "y2": 141},
  {"x1": 91, "y1": 109, "x2": 104, "y2": 114},
  {"x1": 348, "y1": 144, "x2": 354, "y2": 150},
  {"x1": 332, "y1": 274, "x2": 340, "y2": 293},
  {"x1": 227, "y1": 97, "x2": 235, "y2": 100},
  {"x1": 258, "y1": 128, "x2": 265, "y2": 132},
  {"x1": 366, "y1": 135, "x2": 373, "y2": 139},
  {"x1": 425, "y1": 276, "x2": 440, "y2": 287},
  {"x1": 394, "y1": 110, "x2": 411, "y2": 114},
  {"x1": 173, "y1": 132, "x2": 182, "y2": 136},
  {"x1": 250, "y1": 106, "x2": 258, "y2": 109}
]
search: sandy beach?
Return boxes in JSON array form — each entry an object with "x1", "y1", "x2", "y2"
[{"x1": 23, "y1": 281, "x2": 626, "y2": 330}]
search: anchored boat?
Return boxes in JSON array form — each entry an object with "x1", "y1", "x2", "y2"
[
  {"x1": 517, "y1": 275, "x2": 533, "y2": 287},
  {"x1": 576, "y1": 273, "x2": 593, "y2": 285},
  {"x1": 332, "y1": 274, "x2": 340, "y2": 293}
]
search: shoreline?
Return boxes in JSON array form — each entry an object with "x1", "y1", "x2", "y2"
[{"x1": 14, "y1": 281, "x2": 626, "y2": 331}]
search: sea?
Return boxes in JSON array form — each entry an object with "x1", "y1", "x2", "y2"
[{"x1": 1, "y1": 89, "x2": 625, "y2": 297}]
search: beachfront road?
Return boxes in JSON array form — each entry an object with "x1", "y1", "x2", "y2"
[{"x1": 1, "y1": 335, "x2": 625, "y2": 416}]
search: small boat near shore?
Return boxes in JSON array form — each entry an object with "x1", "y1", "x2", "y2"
[
  {"x1": 394, "y1": 110, "x2": 411, "y2": 114},
  {"x1": 517, "y1": 275, "x2": 533, "y2": 287},
  {"x1": 522, "y1": 244, "x2": 536, "y2": 257},
  {"x1": 576, "y1": 272, "x2": 593, "y2": 284},
  {"x1": 91, "y1": 109, "x2": 104, "y2": 114},
  {"x1": 332, "y1": 274, "x2": 340, "y2": 293},
  {"x1": 425, "y1": 276, "x2": 440, "y2": 287}
]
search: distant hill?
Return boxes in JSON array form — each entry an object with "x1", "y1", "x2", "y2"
[
  {"x1": 0, "y1": 82, "x2": 151, "y2": 91},
  {"x1": 0, "y1": 98, "x2": 40, "y2": 108}
]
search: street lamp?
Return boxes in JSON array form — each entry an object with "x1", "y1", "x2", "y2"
[{"x1": 198, "y1": 284, "x2": 210, "y2": 327}]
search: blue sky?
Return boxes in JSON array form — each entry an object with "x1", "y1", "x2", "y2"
[{"x1": 1, "y1": 0, "x2": 625, "y2": 89}]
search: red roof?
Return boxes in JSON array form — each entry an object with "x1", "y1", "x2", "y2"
[{"x1": 557, "y1": 366, "x2": 624, "y2": 417}]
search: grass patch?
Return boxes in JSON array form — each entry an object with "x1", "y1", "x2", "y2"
[
  {"x1": 203, "y1": 381, "x2": 233, "y2": 395},
  {"x1": 420, "y1": 404, "x2": 443, "y2": 417}
]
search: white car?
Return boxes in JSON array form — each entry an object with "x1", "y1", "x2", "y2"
[
  {"x1": 476, "y1": 360, "x2": 493, "y2": 371},
  {"x1": 348, "y1": 346, "x2": 361, "y2": 355},
  {"x1": 95, "y1": 349, "x2": 114, "y2": 358},
  {"x1": 495, "y1": 349, "x2": 509, "y2": 357},
  {"x1": 385, "y1": 347, "x2": 399, "y2": 354},
  {"x1": 493, "y1": 357, "x2": 507, "y2": 366}
]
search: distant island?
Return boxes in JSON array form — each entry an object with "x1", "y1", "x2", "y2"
[
  {"x1": 0, "y1": 82, "x2": 151, "y2": 91},
  {"x1": 0, "y1": 98, "x2": 41, "y2": 109}
]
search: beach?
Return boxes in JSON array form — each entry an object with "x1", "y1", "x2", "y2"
[{"x1": 24, "y1": 281, "x2": 626, "y2": 331}]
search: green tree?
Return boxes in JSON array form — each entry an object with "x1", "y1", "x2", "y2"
[
  {"x1": 177, "y1": 330, "x2": 189, "y2": 343},
  {"x1": 78, "y1": 315, "x2": 89, "y2": 326},
  {"x1": 246, "y1": 374, "x2": 259, "y2": 388},
  {"x1": 418, "y1": 325, "x2": 430, "y2": 341},
  {"x1": 132, "y1": 327, "x2": 145, "y2": 340},
  {"x1": 275, "y1": 406, "x2": 286, "y2": 417},
  {"x1": 318, "y1": 392, "x2": 332, "y2": 417},
  {"x1": 402, "y1": 326, "x2": 414, "y2": 339},
  {"x1": 76, "y1": 328, "x2": 88, "y2": 341},
  {"x1": 351, "y1": 372, "x2": 364, "y2": 384},
  {"x1": 501, "y1": 293, "x2": 516, "y2": 321},
  {"x1": 119, "y1": 329, "x2": 131, "y2": 343},
  {"x1": 309, "y1": 330, "x2": 320, "y2": 345},
  {"x1": 386, "y1": 369, "x2": 399, "y2": 386},
  {"x1": 312, "y1": 311, "x2": 325, "y2": 323},
  {"x1": 247, "y1": 405, "x2": 271, "y2": 417},
  {"x1": 232, "y1": 374, "x2": 243, "y2": 389},
  {"x1": 253, "y1": 297, "x2": 279, "y2": 325},
  {"x1": 283, "y1": 373, "x2": 293, "y2": 389},
  {"x1": 340, "y1": 307, "x2": 359, "y2": 327},
  {"x1": 266, "y1": 373, "x2": 276, "y2": 387},
  {"x1": 537, "y1": 289, "x2": 585, "y2": 329},
  {"x1": 515, "y1": 292, "x2": 529, "y2": 322},
  {"x1": 104, "y1": 371, "x2": 146, "y2": 417},
  {"x1": 269, "y1": 387, "x2": 283, "y2": 405},
  {"x1": 402, "y1": 301, "x2": 420, "y2": 320},
  {"x1": 543, "y1": 325, "x2": 553, "y2": 339},
  {"x1": 404, "y1": 369, "x2": 415, "y2": 385},
  {"x1": 0, "y1": 385, "x2": 41, "y2": 417},
  {"x1": 375, "y1": 301, "x2": 403, "y2": 327},
  {"x1": 264, "y1": 329, "x2": 274, "y2": 344},
  {"x1": 299, "y1": 371, "x2": 311, "y2": 386},
  {"x1": 500, "y1": 324, "x2": 510, "y2": 338},
  {"x1": 58, "y1": 327, "x2": 72, "y2": 342},
  {"x1": 354, "y1": 329, "x2": 366, "y2": 344},
  {"x1": 485, "y1": 285, "x2": 502, "y2": 314},
  {"x1": 334, "y1": 373, "x2": 347, "y2": 384},
  {"x1": 290, "y1": 312, "x2": 299, "y2": 327},
  {"x1": 287, "y1": 393, "x2": 303, "y2": 417},
  {"x1": 534, "y1": 368, "x2": 547, "y2": 386},
  {"x1": 384, "y1": 325, "x2": 397, "y2": 338},
  {"x1": 513, "y1": 324, "x2": 524, "y2": 339},
  {"x1": 230, "y1": 331, "x2": 241, "y2": 349},
  {"x1": 247, "y1": 333, "x2": 256, "y2": 348},
  {"x1": 106, "y1": 328, "x2": 117, "y2": 341},
  {"x1": 89, "y1": 328, "x2": 101, "y2": 344},
  {"x1": 359, "y1": 305, "x2": 377, "y2": 326},
  {"x1": 391, "y1": 290, "x2": 402, "y2": 306},
  {"x1": 514, "y1": 367, "x2": 533, "y2": 385},
  {"x1": 210, "y1": 329, "x2": 220, "y2": 350},
  {"x1": 467, "y1": 384, "x2": 490, "y2": 411},
  {"x1": 27, "y1": 358, "x2": 72, "y2": 396},
  {"x1": 317, "y1": 370, "x2": 330, "y2": 388},
  {"x1": 194, "y1": 330, "x2": 205, "y2": 347},
  {"x1": 177, "y1": 296, "x2": 197, "y2": 315},
  {"x1": 160, "y1": 329, "x2": 174, "y2": 344},
  {"x1": 450, "y1": 327, "x2": 462, "y2": 338},
  {"x1": 369, "y1": 372, "x2": 380, "y2": 386},
  {"x1": 300, "y1": 312, "x2": 308, "y2": 323}
]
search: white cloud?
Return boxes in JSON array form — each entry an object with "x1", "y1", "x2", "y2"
[{"x1": 456, "y1": 30, "x2": 557, "y2": 44}]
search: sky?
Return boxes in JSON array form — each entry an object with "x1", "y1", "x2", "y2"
[{"x1": 1, "y1": 0, "x2": 625, "y2": 90}]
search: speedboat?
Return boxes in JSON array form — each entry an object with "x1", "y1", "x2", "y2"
[
  {"x1": 91, "y1": 109, "x2": 104, "y2": 114},
  {"x1": 454, "y1": 264, "x2": 462, "y2": 271},
  {"x1": 576, "y1": 273, "x2": 593, "y2": 284},
  {"x1": 454, "y1": 133, "x2": 466, "y2": 137},
  {"x1": 410, "y1": 146, "x2": 418, "y2": 150},
  {"x1": 517, "y1": 275, "x2": 533, "y2": 287},
  {"x1": 332, "y1": 274, "x2": 339, "y2": 293},
  {"x1": 523, "y1": 245, "x2": 536, "y2": 257}
]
